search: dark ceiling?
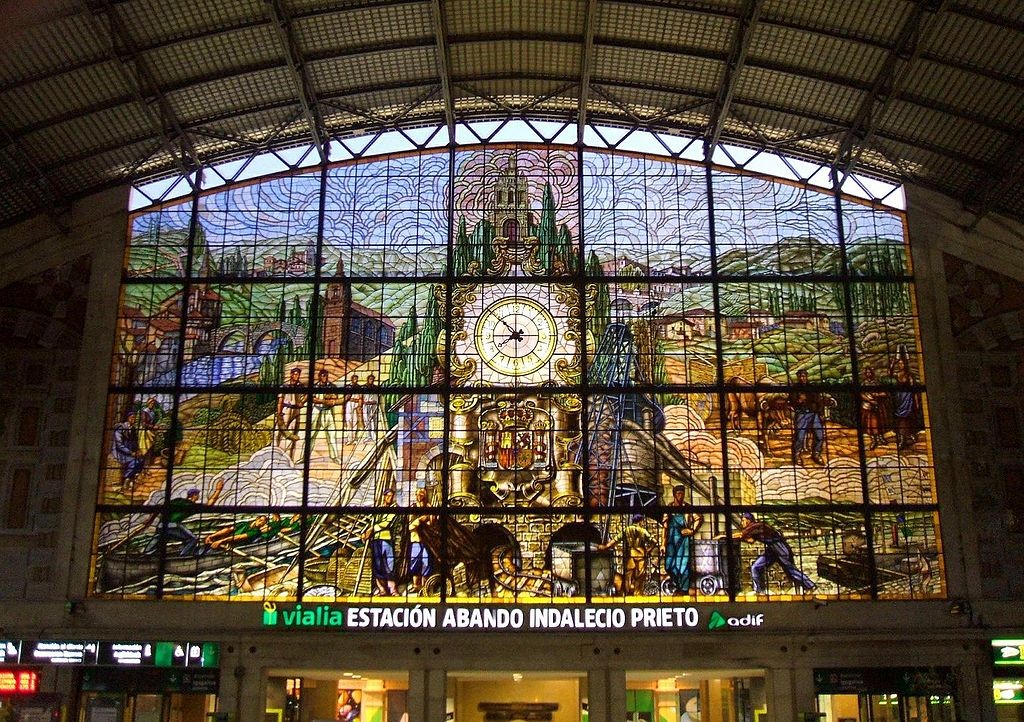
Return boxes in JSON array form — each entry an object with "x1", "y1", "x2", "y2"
[{"x1": 1, "y1": 0, "x2": 1022, "y2": 229}]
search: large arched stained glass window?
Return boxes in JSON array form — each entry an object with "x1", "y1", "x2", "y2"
[{"x1": 92, "y1": 143, "x2": 943, "y2": 602}]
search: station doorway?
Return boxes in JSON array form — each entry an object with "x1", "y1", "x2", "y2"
[
  {"x1": 816, "y1": 693, "x2": 956, "y2": 722},
  {"x1": 445, "y1": 669, "x2": 767, "y2": 722},
  {"x1": 265, "y1": 670, "x2": 409, "y2": 722}
]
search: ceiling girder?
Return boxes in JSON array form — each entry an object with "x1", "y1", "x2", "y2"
[
  {"x1": 577, "y1": 0, "x2": 597, "y2": 140},
  {"x1": 83, "y1": 0, "x2": 201, "y2": 186},
  {"x1": 0, "y1": 124, "x2": 69, "y2": 233},
  {"x1": 264, "y1": 0, "x2": 327, "y2": 162},
  {"x1": 832, "y1": 0, "x2": 949, "y2": 181},
  {"x1": 705, "y1": 0, "x2": 763, "y2": 155},
  {"x1": 429, "y1": 0, "x2": 455, "y2": 137}
]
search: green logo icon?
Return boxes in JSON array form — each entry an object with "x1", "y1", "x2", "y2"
[
  {"x1": 708, "y1": 611, "x2": 727, "y2": 630},
  {"x1": 263, "y1": 603, "x2": 278, "y2": 626}
]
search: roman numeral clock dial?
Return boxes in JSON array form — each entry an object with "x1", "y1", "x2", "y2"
[{"x1": 474, "y1": 297, "x2": 557, "y2": 378}]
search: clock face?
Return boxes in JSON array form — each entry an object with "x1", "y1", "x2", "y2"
[{"x1": 474, "y1": 297, "x2": 558, "y2": 377}]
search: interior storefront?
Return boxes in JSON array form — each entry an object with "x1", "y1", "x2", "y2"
[
  {"x1": 266, "y1": 672, "x2": 409, "y2": 722},
  {"x1": 259, "y1": 668, "x2": 767, "y2": 722}
]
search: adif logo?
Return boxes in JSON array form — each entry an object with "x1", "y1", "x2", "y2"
[{"x1": 708, "y1": 611, "x2": 765, "y2": 629}]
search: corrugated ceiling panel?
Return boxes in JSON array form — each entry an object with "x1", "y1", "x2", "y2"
[
  {"x1": 923, "y1": 11, "x2": 1024, "y2": 78},
  {"x1": 57, "y1": 142, "x2": 162, "y2": 189},
  {"x1": 592, "y1": 47, "x2": 722, "y2": 94},
  {"x1": 454, "y1": 78, "x2": 572, "y2": 103},
  {"x1": 0, "y1": 60, "x2": 131, "y2": 130},
  {"x1": 896, "y1": 142, "x2": 978, "y2": 190},
  {"x1": 321, "y1": 85, "x2": 442, "y2": 122},
  {"x1": 592, "y1": 84, "x2": 711, "y2": 123},
  {"x1": 294, "y1": 5, "x2": 433, "y2": 53},
  {"x1": 902, "y1": 60, "x2": 1023, "y2": 133},
  {"x1": 728, "y1": 102, "x2": 843, "y2": 146},
  {"x1": 144, "y1": 24, "x2": 282, "y2": 88},
  {"x1": 450, "y1": 41, "x2": 580, "y2": 81},
  {"x1": 447, "y1": 0, "x2": 584, "y2": 37},
  {"x1": 1, "y1": 12, "x2": 108, "y2": 87},
  {"x1": 880, "y1": 100, "x2": 1001, "y2": 168},
  {"x1": 748, "y1": 23, "x2": 884, "y2": 83},
  {"x1": 116, "y1": 0, "x2": 264, "y2": 47},
  {"x1": 23, "y1": 104, "x2": 155, "y2": 167},
  {"x1": 168, "y1": 68, "x2": 297, "y2": 124},
  {"x1": 596, "y1": 4, "x2": 734, "y2": 52},
  {"x1": 952, "y1": 0, "x2": 1024, "y2": 23},
  {"x1": 763, "y1": 0, "x2": 908, "y2": 44},
  {"x1": 194, "y1": 105, "x2": 302, "y2": 143},
  {"x1": 737, "y1": 66, "x2": 862, "y2": 125},
  {"x1": 310, "y1": 47, "x2": 438, "y2": 95}
]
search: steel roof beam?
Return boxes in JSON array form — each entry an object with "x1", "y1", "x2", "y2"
[
  {"x1": 832, "y1": 0, "x2": 949, "y2": 183},
  {"x1": 705, "y1": 0, "x2": 763, "y2": 158},
  {"x1": 577, "y1": 0, "x2": 598, "y2": 140},
  {"x1": 264, "y1": 0, "x2": 327, "y2": 162},
  {"x1": 963, "y1": 135, "x2": 1024, "y2": 225},
  {"x1": 30, "y1": 68, "x2": 990, "y2": 183},
  {"x1": 0, "y1": 124, "x2": 69, "y2": 233},
  {"x1": 429, "y1": 0, "x2": 455, "y2": 138},
  {"x1": 13, "y1": 25, "x2": 1016, "y2": 151},
  {"x1": 8, "y1": 3, "x2": 1019, "y2": 102},
  {"x1": 83, "y1": 0, "x2": 201, "y2": 185}
]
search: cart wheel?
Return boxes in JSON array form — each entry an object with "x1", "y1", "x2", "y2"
[
  {"x1": 660, "y1": 577, "x2": 678, "y2": 596},
  {"x1": 423, "y1": 573, "x2": 455, "y2": 596},
  {"x1": 698, "y1": 575, "x2": 719, "y2": 596},
  {"x1": 642, "y1": 576, "x2": 662, "y2": 596}
]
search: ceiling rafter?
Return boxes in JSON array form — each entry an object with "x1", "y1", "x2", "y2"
[
  {"x1": 704, "y1": 0, "x2": 763, "y2": 157},
  {"x1": 428, "y1": 0, "x2": 455, "y2": 137},
  {"x1": 264, "y1": 0, "x2": 327, "y2": 162},
  {"x1": 832, "y1": 0, "x2": 949, "y2": 183},
  {"x1": 31, "y1": 68, "x2": 990, "y2": 186},
  {"x1": 577, "y1": 0, "x2": 598, "y2": 140},
  {"x1": 83, "y1": 0, "x2": 201, "y2": 186},
  {"x1": 0, "y1": 124, "x2": 69, "y2": 233},
  {"x1": 962, "y1": 135, "x2": 1024, "y2": 226},
  {"x1": 9, "y1": 27, "x2": 1018, "y2": 147}
]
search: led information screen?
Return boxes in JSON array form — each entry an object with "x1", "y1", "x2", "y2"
[{"x1": 0, "y1": 670, "x2": 39, "y2": 694}]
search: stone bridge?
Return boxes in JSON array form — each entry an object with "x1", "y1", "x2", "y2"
[{"x1": 207, "y1": 321, "x2": 307, "y2": 355}]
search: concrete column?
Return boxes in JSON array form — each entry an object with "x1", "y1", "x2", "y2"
[
  {"x1": 230, "y1": 657, "x2": 265, "y2": 722},
  {"x1": 589, "y1": 667, "x2": 626, "y2": 720},
  {"x1": 423, "y1": 668, "x2": 446, "y2": 722},
  {"x1": 764, "y1": 666, "x2": 797, "y2": 722},
  {"x1": 587, "y1": 669, "x2": 608, "y2": 722}
]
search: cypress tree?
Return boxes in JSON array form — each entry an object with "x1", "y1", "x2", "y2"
[
  {"x1": 587, "y1": 251, "x2": 611, "y2": 343},
  {"x1": 537, "y1": 183, "x2": 558, "y2": 272}
]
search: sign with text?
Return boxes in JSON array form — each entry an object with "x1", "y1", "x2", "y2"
[
  {"x1": 0, "y1": 670, "x2": 38, "y2": 694},
  {"x1": 260, "y1": 603, "x2": 769, "y2": 632},
  {"x1": 2, "y1": 641, "x2": 217, "y2": 668},
  {"x1": 814, "y1": 668, "x2": 955, "y2": 695},
  {"x1": 994, "y1": 640, "x2": 1024, "y2": 666}
]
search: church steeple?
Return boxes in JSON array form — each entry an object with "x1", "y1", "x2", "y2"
[{"x1": 489, "y1": 158, "x2": 532, "y2": 243}]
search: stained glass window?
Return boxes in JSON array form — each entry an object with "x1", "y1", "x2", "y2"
[{"x1": 91, "y1": 144, "x2": 944, "y2": 602}]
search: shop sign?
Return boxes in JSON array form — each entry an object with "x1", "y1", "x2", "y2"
[
  {"x1": 0, "y1": 670, "x2": 38, "y2": 694},
  {"x1": 994, "y1": 680, "x2": 1024, "y2": 704},
  {"x1": 814, "y1": 668, "x2": 955, "y2": 695},
  {"x1": 80, "y1": 667, "x2": 219, "y2": 694},
  {"x1": 0, "y1": 643, "x2": 21, "y2": 665},
  {"x1": 260, "y1": 603, "x2": 763, "y2": 631},
  {"x1": 2, "y1": 641, "x2": 218, "y2": 669},
  {"x1": 994, "y1": 640, "x2": 1024, "y2": 666}
]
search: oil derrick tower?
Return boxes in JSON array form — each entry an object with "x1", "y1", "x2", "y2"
[{"x1": 581, "y1": 322, "x2": 666, "y2": 529}]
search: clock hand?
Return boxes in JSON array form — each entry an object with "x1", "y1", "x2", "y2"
[{"x1": 495, "y1": 315, "x2": 519, "y2": 335}]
